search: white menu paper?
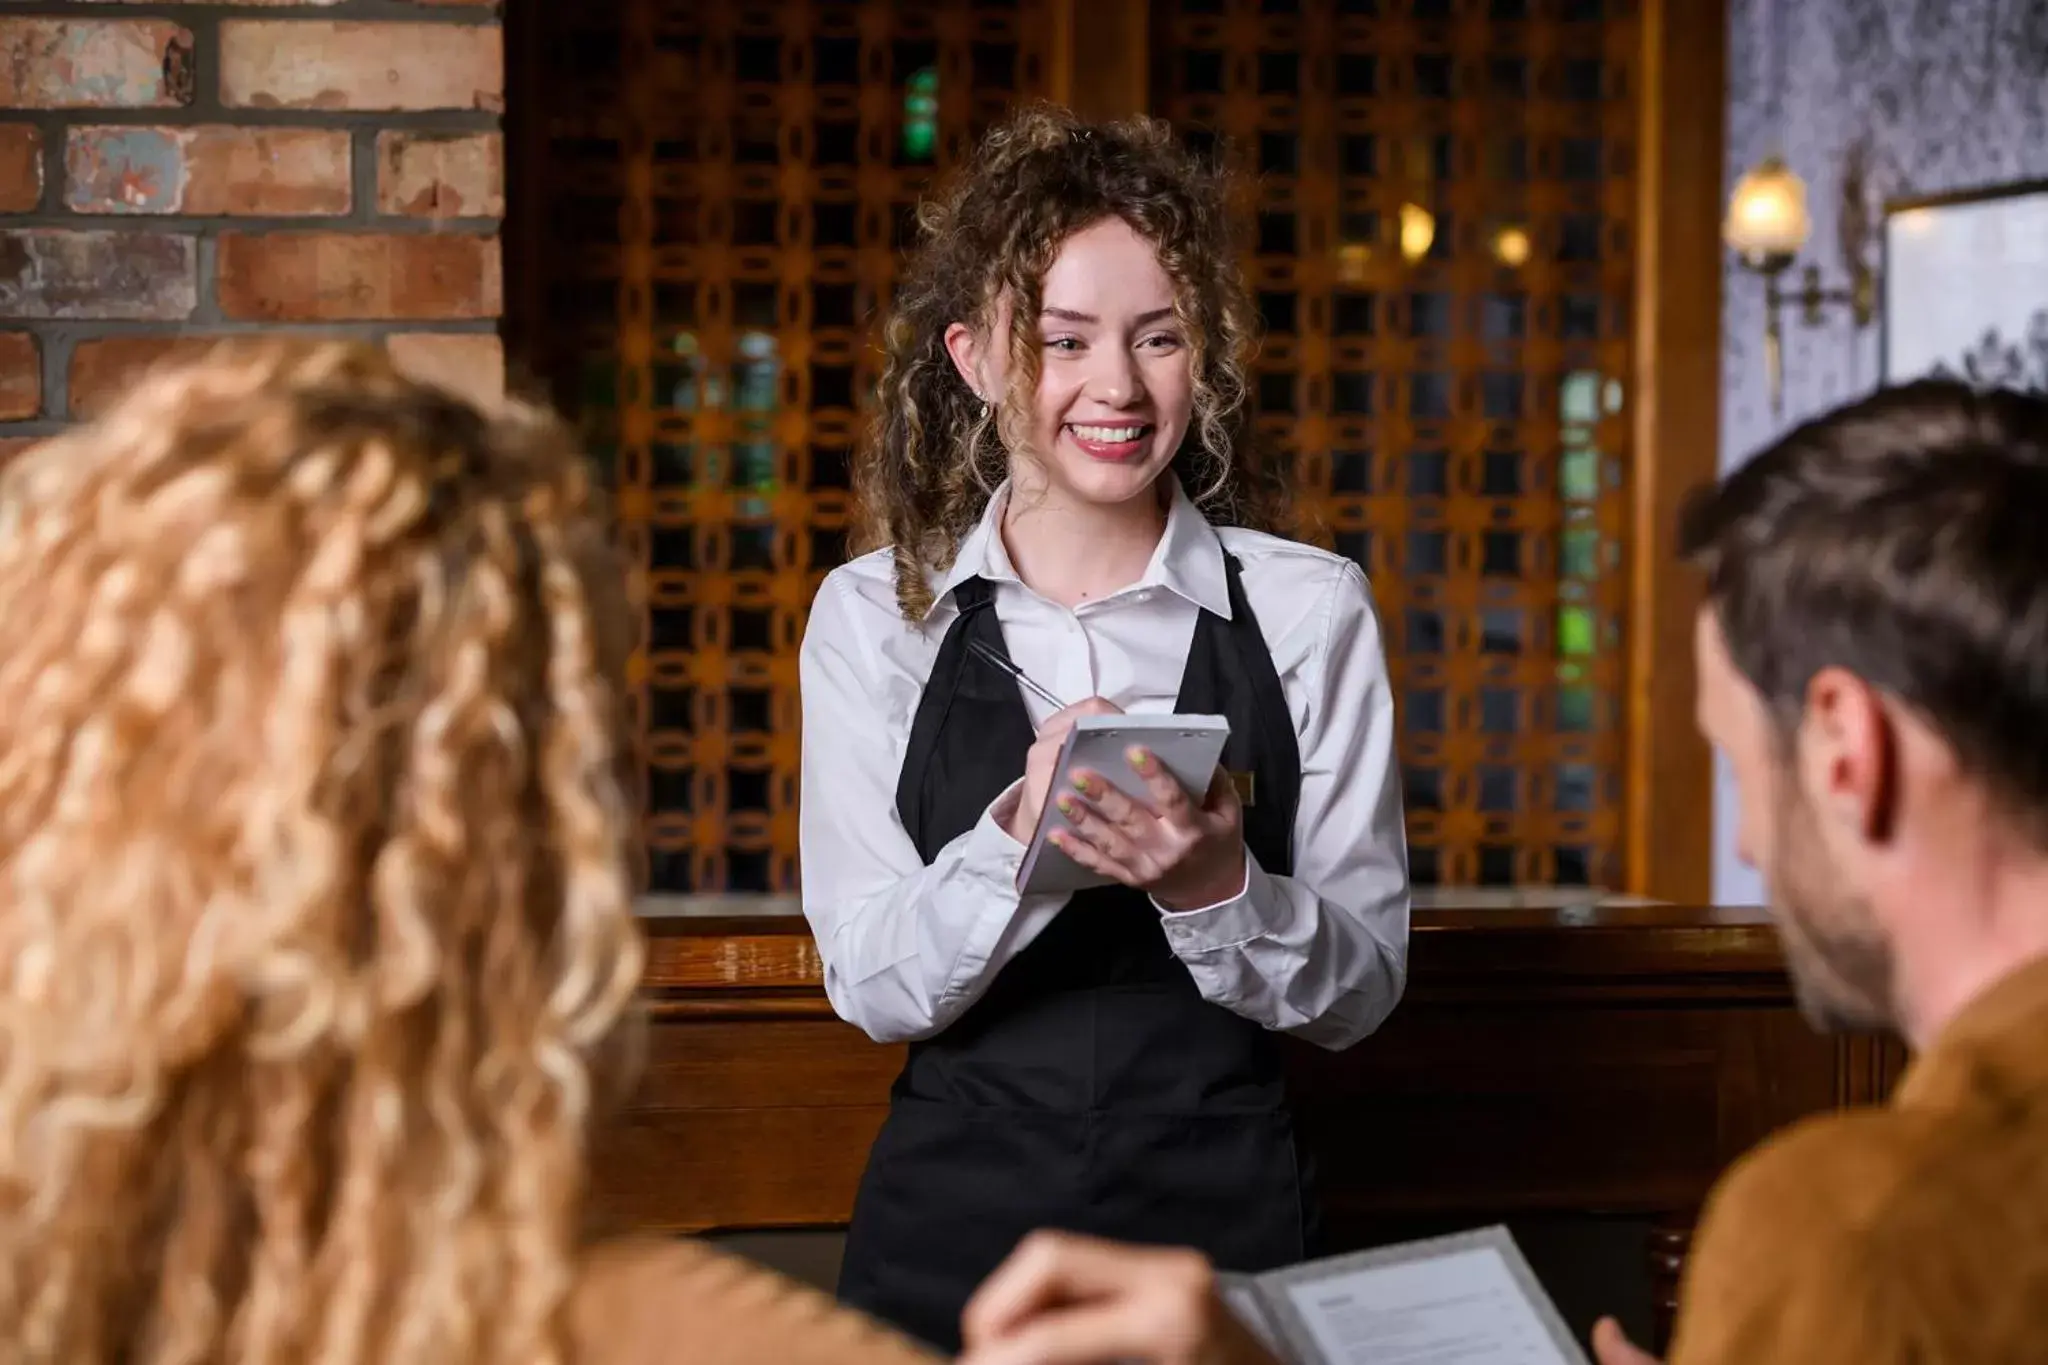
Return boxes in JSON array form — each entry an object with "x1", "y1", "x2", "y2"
[{"x1": 1220, "y1": 1227, "x2": 1588, "y2": 1365}]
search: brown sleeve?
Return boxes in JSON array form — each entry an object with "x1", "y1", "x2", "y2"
[
  {"x1": 570, "y1": 1238, "x2": 943, "y2": 1365},
  {"x1": 1668, "y1": 1116, "x2": 1930, "y2": 1365}
]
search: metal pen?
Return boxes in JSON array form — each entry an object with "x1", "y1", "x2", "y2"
[{"x1": 966, "y1": 637, "x2": 1069, "y2": 712}]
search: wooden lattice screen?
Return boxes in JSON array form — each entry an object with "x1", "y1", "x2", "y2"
[
  {"x1": 533, "y1": 0, "x2": 1636, "y2": 894},
  {"x1": 1154, "y1": 0, "x2": 1637, "y2": 888},
  {"x1": 536, "y1": 0, "x2": 1051, "y2": 893}
]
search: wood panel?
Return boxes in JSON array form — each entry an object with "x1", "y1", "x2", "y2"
[
  {"x1": 1624, "y1": 0, "x2": 1723, "y2": 902},
  {"x1": 597, "y1": 905, "x2": 1907, "y2": 1241}
]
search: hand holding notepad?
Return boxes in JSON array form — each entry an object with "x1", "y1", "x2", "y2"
[{"x1": 1014, "y1": 713, "x2": 1232, "y2": 896}]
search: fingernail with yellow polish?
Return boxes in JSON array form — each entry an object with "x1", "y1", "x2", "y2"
[
  {"x1": 1128, "y1": 747, "x2": 1154, "y2": 772},
  {"x1": 1057, "y1": 794, "x2": 1076, "y2": 817},
  {"x1": 1071, "y1": 773, "x2": 1092, "y2": 795}
]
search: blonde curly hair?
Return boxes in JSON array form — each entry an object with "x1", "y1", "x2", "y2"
[
  {"x1": 0, "y1": 339, "x2": 646, "y2": 1365},
  {"x1": 855, "y1": 104, "x2": 1290, "y2": 620}
]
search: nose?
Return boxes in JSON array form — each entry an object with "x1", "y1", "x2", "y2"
[{"x1": 1088, "y1": 343, "x2": 1145, "y2": 409}]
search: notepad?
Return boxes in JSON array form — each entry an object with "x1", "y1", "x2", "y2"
[
  {"x1": 1218, "y1": 1226, "x2": 1590, "y2": 1365},
  {"x1": 1013, "y1": 713, "x2": 1231, "y2": 896}
]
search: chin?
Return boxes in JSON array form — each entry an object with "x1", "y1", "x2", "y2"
[{"x1": 1046, "y1": 455, "x2": 1171, "y2": 508}]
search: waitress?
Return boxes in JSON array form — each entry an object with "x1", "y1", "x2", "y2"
[{"x1": 797, "y1": 106, "x2": 1410, "y2": 1353}]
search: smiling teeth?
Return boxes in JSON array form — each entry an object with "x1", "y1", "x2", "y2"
[{"x1": 1070, "y1": 425, "x2": 1146, "y2": 442}]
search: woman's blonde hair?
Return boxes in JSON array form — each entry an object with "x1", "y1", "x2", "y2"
[
  {"x1": 854, "y1": 104, "x2": 1291, "y2": 620},
  {"x1": 0, "y1": 339, "x2": 645, "y2": 1365}
]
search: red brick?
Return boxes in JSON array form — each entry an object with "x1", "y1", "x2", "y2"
[
  {"x1": 377, "y1": 131, "x2": 502, "y2": 219},
  {"x1": 0, "y1": 332, "x2": 37, "y2": 420},
  {"x1": 0, "y1": 229, "x2": 196, "y2": 320},
  {"x1": 216, "y1": 232, "x2": 500, "y2": 322},
  {"x1": 220, "y1": 21, "x2": 503, "y2": 112},
  {"x1": 386, "y1": 332, "x2": 504, "y2": 405},
  {"x1": 0, "y1": 126, "x2": 41, "y2": 213},
  {"x1": 0, "y1": 20, "x2": 193, "y2": 109},
  {"x1": 66, "y1": 126, "x2": 350, "y2": 216},
  {"x1": 68, "y1": 334, "x2": 224, "y2": 418}
]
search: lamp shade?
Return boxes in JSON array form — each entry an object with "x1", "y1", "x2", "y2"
[{"x1": 1724, "y1": 156, "x2": 1811, "y2": 265}]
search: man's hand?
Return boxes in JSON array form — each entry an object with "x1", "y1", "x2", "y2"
[
  {"x1": 1592, "y1": 1317, "x2": 1662, "y2": 1365},
  {"x1": 958, "y1": 1231, "x2": 1282, "y2": 1365}
]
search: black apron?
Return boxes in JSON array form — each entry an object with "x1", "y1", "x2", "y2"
[{"x1": 836, "y1": 555, "x2": 1319, "y2": 1352}]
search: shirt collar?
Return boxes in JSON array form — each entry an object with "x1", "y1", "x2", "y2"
[
  {"x1": 1149, "y1": 477, "x2": 1233, "y2": 618},
  {"x1": 925, "y1": 477, "x2": 1232, "y2": 620},
  {"x1": 1893, "y1": 950, "x2": 2048, "y2": 1114},
  {"x1": 927, "y1": 482, "x2": 1018, "y2": 617}
]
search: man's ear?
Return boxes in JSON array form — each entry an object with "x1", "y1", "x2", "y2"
[{"x1": 1801, "y1": 666, "x2": 1898, "y2": 843}]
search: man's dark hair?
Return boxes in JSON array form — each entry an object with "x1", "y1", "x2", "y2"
[{"x1": 1680, "y1": 379, "x2": 2048, "y2": 822}]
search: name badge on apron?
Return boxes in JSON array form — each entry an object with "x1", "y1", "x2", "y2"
[{"x1": 1228, "y1": 770, "x2": 1256, "y2": 807}]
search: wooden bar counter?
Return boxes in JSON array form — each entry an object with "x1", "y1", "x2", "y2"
[{"x1": 593, "y1": 895, "x2": 1906, "y2": 1341}]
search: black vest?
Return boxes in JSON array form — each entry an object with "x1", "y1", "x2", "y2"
[{"x1": 836, "y1": 556, "x2": 1317, "y2": 1352}]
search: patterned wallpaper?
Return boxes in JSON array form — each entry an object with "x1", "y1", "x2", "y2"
[{"x1": 1715, "y1": 0, "x2": 2048, "y2": 901}]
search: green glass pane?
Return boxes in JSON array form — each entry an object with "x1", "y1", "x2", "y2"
[
  {"x1": 1557, "y1": 685, "x2": 1594, "y2": 732},
  {"x1": 1560, "y1": 368, "x2": 1601, "y2": 424},
  {"x1": 1557, "y1": 604, "x2": 1595, "y2": 656},
  {"x1": 1561, "y1": 527, "x2": 1600, "y2": 578},
  {"x1": 734, "y1": 372, "x2": 776, "y2": 415},
  {"x1": 1560, "y1": 446, "x2": 1599, "y2": 500},
  {"x1": 903, "y1": 66, "x2": 938, "y2": 161},
  {"x1": 732, "y1": 441, "x2": 778, "y2": 493}
]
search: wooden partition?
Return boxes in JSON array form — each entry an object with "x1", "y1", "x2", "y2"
[
  {"x1": 593, "y1": 901, "x2": 1905, "y2": 1348},
  {"x1": 505, "y1": 0, "x2": 1725, "y2": 905}
]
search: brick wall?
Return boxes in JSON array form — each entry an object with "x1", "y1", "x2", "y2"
[{"x1": 0, "y1": 0, "x2": 506, "y2": 462}]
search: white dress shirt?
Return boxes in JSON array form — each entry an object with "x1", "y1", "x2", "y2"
[{"x1": 798, "y1": 480, "x2": 1410, "y2": 1050}]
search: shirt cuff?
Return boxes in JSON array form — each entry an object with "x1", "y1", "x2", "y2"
[
  {"x1": 1150, "y1": 848, "x2": 1266, "y2": 952},
  {"x1": 966, "y1": 778, "x2": 1030, "y2": 870}
]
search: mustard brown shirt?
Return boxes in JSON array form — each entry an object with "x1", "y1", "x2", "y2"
[{"x1": 1670, "y1": 953, "x2": 2048, "y2": 1364}]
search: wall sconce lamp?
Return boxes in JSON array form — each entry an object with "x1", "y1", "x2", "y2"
[{"x1": 1724, "y1": 155, "x2": 1878, "y2": 413}]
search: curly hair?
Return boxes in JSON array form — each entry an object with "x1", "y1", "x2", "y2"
[
  {"x1": 0, "y1": 340, "x2": 646, "y2": 1365},
  {"x1": 854, "y1": 103, "x2": 1290, "y2": 619}
]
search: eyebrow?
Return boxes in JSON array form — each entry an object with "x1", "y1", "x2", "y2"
[{"x1": 1040, "y1": 306, "x2": 1177, "y2": 326}]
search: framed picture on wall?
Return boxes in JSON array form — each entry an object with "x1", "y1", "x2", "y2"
[{"x1": 1882, "y1": 179, "x2": 2048, "y2": 390}]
